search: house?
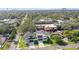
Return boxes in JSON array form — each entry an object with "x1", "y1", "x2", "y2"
[
  {"x1": 0, "y1": 19, "x2": 20, "y2": 27},
  {"x1": 57, "y1": 20, "x2": 64, "y2": 25},
  {"x1": 0, "y1": 35, "x2": 7, "y2": 48},
  {"x1": 36, "y1": 30, "x2": 51, "y2": 41},
  {"x1": 35, "y1": 18, "x2": 57, "y2": 32},
  {"x1": 24, "y1": 32, "x2": 35, "y2": 43},
  {"x1": 36, "y1": 30, "x2": 44, "y2": 40}
]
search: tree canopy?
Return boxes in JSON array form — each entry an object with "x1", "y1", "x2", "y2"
[{"x1": 18, "y1": 14, "x2": 36, "y2": 33}]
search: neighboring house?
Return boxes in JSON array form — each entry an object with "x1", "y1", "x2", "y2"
[
  {"x1": 35, "y1": 18, "x2": 57, "y2": 31},
  {"x1": 57, "y1": 20, "x2": 64, "y2": 25},
  {"x1": 24, "y1": 30, "x2": 48, "y2": 42},
  {"x1": 36, "y1": 30, "x2": 47, "y2": 41},
  {"x1": 0, "y1": 19, "x2": 20, "y2": 27},
  {"x1": 24, "y1": 32, "x2": 35, "y2": 43},
  {"x1": 62, "y1": 19, "x2": 71, "y2": 24},
  {"x1": 54, "y1": 31, "x2": 63, "y2": 36},
  {"x1": 0, "y1": 35, "x2": 7, "y2": 48},
  {"x1": 3, "y1": 19, "x2": 18, "y2": 23}
]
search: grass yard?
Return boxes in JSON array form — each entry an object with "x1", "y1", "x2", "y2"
[
  {"x1": 19, "y1": 36, "x2": 25, "y2": 48},
  {"x1": 24, "y1": 44, "x2": 28, "y2": 48},
  {"x1": 68, "y1": 41, "x2": 75, "y2": 44},
  {"x1": 64, "y1": 48, "x2": 78, "y2": 50},
  {"x1": 0, "y1": 42, "x2": 11, "y2": 50},
  {"x1": 19, "y1": 36, "x2": 28, "y2": 49}
]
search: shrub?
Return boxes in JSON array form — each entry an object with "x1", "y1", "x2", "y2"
[
  {"x1": 64, "y1": 30, "x2": 79, "y2": 43},
  {"x1": 51, "y1": 35, "x2": 61, "y2": 43},
  {"x1": 51, "y1": 34, "x2": 67, "y2": 45},
  {"x1": 43, "y1": 37, "x2": 53, "y2": 44},
  {"x1": 76, "y1": 37, "x2": 79, "y2": 41}
]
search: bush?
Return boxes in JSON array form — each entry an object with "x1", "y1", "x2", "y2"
[
  {"x1": 51, "y1": 35, "x2": 61, "y2": 40},
  {"x1": 64, "y1": 30, "x2": 79, "y2": 43},
  {"x1": 51, "y1": 35, "x2": 62, "y2": 43},
  {"x1": 25, "y1": 44, "x2": 28, "y2": 47},
  {"x1": 77, "y1": 37, "x2": 79, "y2": 40},
  {"x1": 43, "y1": 37, "x2": 53, "y2": 44},
  {"x1": 69, "y1": 37, "x2": 76, "y2": 42},
  {"x1": 51, "y1": 35, "x2": 67, "y2": 45}
]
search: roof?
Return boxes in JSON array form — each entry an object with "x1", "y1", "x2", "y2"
[
  {"x1": 34, "y1": 19, "x2": 57, "y2": 24},
  {"x1": 0, "y1": 19, "x2": 19, "y2": 24},
  {"x1": 44, "y1": 24, "x2": 57, "y2": 28},
  {"x1": 0, "y1": 36, "x2": 7, "y2": 45},
  {"x1": 57, "y1": 20, "x2": 64, "y2": 23}
]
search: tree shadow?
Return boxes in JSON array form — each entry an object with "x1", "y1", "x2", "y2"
[{"x1": 57, "y1": 41, "x2": 68, "y2": 46}]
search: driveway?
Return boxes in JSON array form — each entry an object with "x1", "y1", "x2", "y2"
[
  {"x1": 9, "y1": 34, "x2": 20, "y2": 50},
  {"x1": 38, "y1": 41, "x2": 45, "y2": 48},
  {"x1": 29, "y1": 42, "x2": 35, "y2": 49}
]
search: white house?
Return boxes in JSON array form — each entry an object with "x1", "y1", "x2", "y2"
[{"x1": 35, "y1": 18, "x2": 57, "y2": 31}]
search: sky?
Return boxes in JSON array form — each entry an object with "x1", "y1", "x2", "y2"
[{"x1": 0, "y1": 0, "x2": 79, "y2": 8}]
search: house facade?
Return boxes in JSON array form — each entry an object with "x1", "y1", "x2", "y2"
[{"x1": 35, "y1": 19, "x2": 57, "y2": 32}]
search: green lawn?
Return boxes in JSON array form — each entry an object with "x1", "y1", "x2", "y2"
[
  {"x1": 19, "y1": 36, "x2": 25, "y2": 48},
  {"x1": 19, "y1": 36, "x2": 28, "y2": 49},
  {"x1": 68, "y1": 41, "x2": 75, "y2": 44},
  {"x1": 0, "y1": 42, "x2": 11, "y2": 50},
  {"x1": 64, "y1": 48, "x2": 78, "y2": 50},
  {"x1": 24, "y1": 44, "x2": 28, "y2": 48}
]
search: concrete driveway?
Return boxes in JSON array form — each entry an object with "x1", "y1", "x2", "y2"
[
  {"x1": 38, "y1": 41, "x2": 45, "y2": 48},
  {"x1": 29, "y1": 42, "x2": 35, "y2": 49}
]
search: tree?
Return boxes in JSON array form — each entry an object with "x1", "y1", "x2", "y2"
[
  {"x1": 0, "y1": 24, "x2": 10, "y2": 34},
  {"x1": 60, "y1": 20, "x2": 79, "y2": 30},
  {"x1": 18, "y1": 14, "x2": 36, "y2": 33},
  {"x1": 64, "y1": 30, "x2": 79, "y2": 43},
  {"x1": 9, "y1": 29, "x2": 16, "y2": 41},
  {"x1": 51, "y1": 34, "x2": 67, "y2": 45}
]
